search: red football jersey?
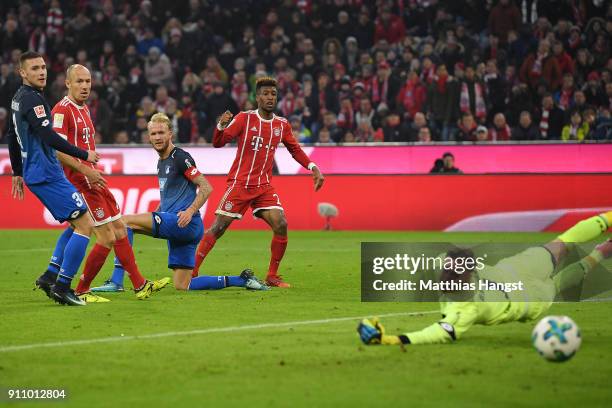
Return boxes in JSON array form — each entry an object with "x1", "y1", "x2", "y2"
[
  {"x1": 212, "y1": 110, "x2": 311, "y2": 187},
  {"x1": 51, "y1": 96, "x2": 96, "y2": 190}
]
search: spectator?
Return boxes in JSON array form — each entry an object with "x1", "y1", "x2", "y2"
[
  {"x1": 483, "y1": 60, "x2": 508, "y2": 121},
  {"x1": 561, "y1": 110, "x2": 589, "y2": 141},
  {"x1": 374, "y1": 7, "x2": 405, "y2": 45},
  {"x1": 520, "y1": 39, "x2": 562, "y2": 91},
  {"x1": 418, "y1": 127, "x2": 433, "y2": 143},
  {"x1": 535, "y1": 93, "x2": 565, "y2": 139},
  {"x1": 114, "y1": 130, "x2": 130, "y2": 144},
  {"x1": 490, "y1": 113, "x2": 512, "y2": 141},
  {"x1": 459, "y1": 65, "x2": 487, "y2": 123},
  {"x1": 396, "y1": 71, "x2": 426, "y2": 120},
  {"x1": 425, "y1": 64, "x2": 459, "y2": 141},
  {"x1": 583, "y1": 72, "x2": 607, "y2": 108},
  {"x1": 316, "y1": 127, "x2": 335, "y2": 145},
  {"x1": 355, "y1": 121, "x2": 375, "y2": 142},
  {"x1": 137, "y1": 26, "x2": 165, "y2": 56},
  {"x1": 355, "y1": 97, "x2": 377, "y2": 131},
  {"x1": 441, "y1": 152, "x2": 463, "y2": 173},
  {"x1": 320, "y1": 111, "x2": 343, "y2": 143},
  {"x1": 371, "y1": 61, "x2": 400, "y2": 110},
  {"x1": 488, "y1": 0, "x2": 521, "y2": 43},
  {"x1": 290, "y1": 115, "x2": 313, "y2": 144},
  {"x1": 554, "y1": 73, "x2": 576, "y2": 111},
  {"x1": 512, "y1": 111, "x2": 540, "y2": 140},
  {"x1": 571, "y1": 90, "x2": 591, "y2": 116},
  {"x1": 407, "y1": 112, "x2": 429, "y2": 141},
  {"x1": 144, "y1": 46, "x2": 174, "y2": 90},
  {"x1": 455, "y1": 112, "x2": 478, "y2": 142},
  {"x1": 552, "y1": 41, "x2": 574, "y2": 76},
  {"x1": 382, "y1": 111, "x2": 410, "y2": 142},
  {"x1": 475, "y1": 125, "x2": 490, "y2": 142}
]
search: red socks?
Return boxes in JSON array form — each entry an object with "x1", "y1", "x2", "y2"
[
  {"x1": 76, "y1": 244, "x2": 111, "y2": 294},
  {"x1": 114, "y1": 236, "x2": 146, "y2": 289},
  {"x1": 193, "y1": 233, "x2": 217, "y2": 277},
  {"x1": 267, "y1": 234, "x2": 288, "y2": 279}
]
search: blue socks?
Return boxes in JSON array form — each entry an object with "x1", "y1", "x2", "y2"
[
  {"x1": 46, "y1": 227, "x2": 74, "y2": 277},
  {"x1": 56, "y1": 232, "x2": 89, "y2": 286},
  {"x1": 110, "y1": 228, "x2": 133, "y2": 285},
  {"x1": 188, "y1": 275, "x2": 246, "y2": 290}
]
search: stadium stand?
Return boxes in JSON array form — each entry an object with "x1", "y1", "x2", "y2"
[{"x1": 0, "y1": 0, "x2": 610, "y2": 145}]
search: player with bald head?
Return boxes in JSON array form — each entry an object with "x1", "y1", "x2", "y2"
[{"x1": 39, "y1": 64, "x2": 170, "y2": 303}]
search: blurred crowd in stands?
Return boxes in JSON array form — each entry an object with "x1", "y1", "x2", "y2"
[{"x1": 0, "y1": 0, "x2": 611, "y2": 145}]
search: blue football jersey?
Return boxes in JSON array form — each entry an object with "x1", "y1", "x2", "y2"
[
  {"x1": 10, "y1": 85, "x2": 64, "y2": 185},
  {"x1": 157, "y1": 147, "x2": 199, "y2": 214}
]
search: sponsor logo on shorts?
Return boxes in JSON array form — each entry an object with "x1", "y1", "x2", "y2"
[
  {"x1": 70, "y1": 210, "x2": 81, "y2": 219},
  {"x1": 34, "y1": 105, "x2": 46, "y2": 118},
  {"x1": 225, "y1": 201, "x2": 233, "y2": 211},
  {"x1": 95, "y1": 207, "x2": 105, "y2": 219},
  {"x1": 41, "y1": 119, "x2": 50, "y2": 127},
  {"x1": 154, "y1": 215, "x2": 162, "y2": 225},
  {"x1": 190, "y1": 168, "x2": 197, "y2": 176},
  {"x1": 53, "y1": 113, "x2": 64, "y2": 128}
]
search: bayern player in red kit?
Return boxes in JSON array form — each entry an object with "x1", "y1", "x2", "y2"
[
  {"x1": 193, "y1": 77, "x2": 324, "y2": 287},
  {"x1": 45, "y1": 64, "x2": 169, "y2": 301}
]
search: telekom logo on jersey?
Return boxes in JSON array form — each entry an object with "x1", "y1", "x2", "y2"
[{"x1": 42, "y1": 187, "x2": 208, "y2": 226}]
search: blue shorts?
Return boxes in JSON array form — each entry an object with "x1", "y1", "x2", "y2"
[
  {"x1": 28, "y1": 178, "x2": 87, "y2": 223},
  {"x1": 152, "y1": 211, "x2": 204, "y2": 270}
]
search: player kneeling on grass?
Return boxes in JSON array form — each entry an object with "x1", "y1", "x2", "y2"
[
  {"x1": 94, "y1": 113, "x2": 267, "y2": 292},
  {"x1": 358, "y1": 212, "x2": 612, "y2": 345}
]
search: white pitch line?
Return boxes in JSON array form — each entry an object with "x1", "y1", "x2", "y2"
[{"x1": 0, "y1": 310, "x2": 438, "y2": 353}]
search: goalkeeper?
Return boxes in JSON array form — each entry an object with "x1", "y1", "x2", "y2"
[{"x1": 358, "y1": 212, "x2": 612, "y2": 346}]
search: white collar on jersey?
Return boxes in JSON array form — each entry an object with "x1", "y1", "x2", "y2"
[
  {"x1": 255, "y1": 110, "x2": 275, "y2": 123},
  {"x1": 64, "y1": 96, "x2": 86, "y2": 110}
]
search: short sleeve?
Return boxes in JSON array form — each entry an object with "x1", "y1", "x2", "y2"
[
  {"x1": 174, "y1": 149, "x2": 202, "y2": 181},
  {"x1": 51, "y1": 104, "x2": 70, "y2": 140}
]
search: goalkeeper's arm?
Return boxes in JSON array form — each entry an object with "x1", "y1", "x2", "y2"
[{"x1": 358, "y1": 306, "x2": 477, "y2": 346}]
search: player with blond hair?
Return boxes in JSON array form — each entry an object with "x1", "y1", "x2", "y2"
[{"x1": 105, "y1": 113, "x2": 267, "y2": 292}]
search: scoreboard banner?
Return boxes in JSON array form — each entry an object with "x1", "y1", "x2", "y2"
[
  {"x1": 1, "y1": 144, "x2": 612, "y2": 175},
  {"x1": 0, "y1": 174, "x2": 610, "y2": 231}
]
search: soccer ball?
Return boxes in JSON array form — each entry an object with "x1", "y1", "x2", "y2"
[{"x1": 531, "y1": 316, "x2": 581, "y2": 362}]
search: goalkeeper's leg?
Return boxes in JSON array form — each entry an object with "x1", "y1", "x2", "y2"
[
  {"x1": 553, "y1": 239, "x2": 612, "y2": 292},
  {"x1": 545, "y1": 211, "x2": 611, "y2": 266}
]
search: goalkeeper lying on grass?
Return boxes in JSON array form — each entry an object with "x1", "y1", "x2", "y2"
[{"x1": 358, "y1": 212, "x2": 612, "y2": 346}]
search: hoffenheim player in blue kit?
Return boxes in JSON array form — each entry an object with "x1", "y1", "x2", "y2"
[
  {"x1": 95, "y1": 113, "x2": 267, "y2": 292},
  {"x1": 7, "y1": 51, "x2": 100, "y2": 306}
]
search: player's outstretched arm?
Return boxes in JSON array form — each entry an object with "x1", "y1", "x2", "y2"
[
  {"x1": 358, "y1": 307, "x2": 477, "y2": 346},
  {"x1": 56, "y1": 151, "x2": 107, "y2": 187},
  {"x1": 212, "y1": 110, "x2": 242, "y2": 147},
  {"x1": 22, "y1": 95, "x2": 99, "y2": 163}
]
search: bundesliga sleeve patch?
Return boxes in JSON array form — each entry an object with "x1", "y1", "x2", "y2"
[
  {"x1": 53, "y1": 113, "x2": 64, "y2": 128},
  {"x1": 34, "y1": 105, "x2": 46, "y2": 118},
  {"x1": 183, "y1": 167, "x2": 201, "y2": 181}
]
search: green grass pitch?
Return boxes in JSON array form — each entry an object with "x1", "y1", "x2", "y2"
[{"x1": 1, "y1": 230, "x2": 611, "y2": 407}]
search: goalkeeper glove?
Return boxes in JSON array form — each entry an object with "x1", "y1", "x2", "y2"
[
  {"x1": 357, "y1": 318, "x2": 404, "y2": 345},
  {"x1": 357, "y1": 317, "x2": 385, "y2": 345}
]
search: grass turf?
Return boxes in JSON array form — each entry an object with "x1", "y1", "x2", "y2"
[{"x1": 1, "y1": 230, "x2": 611, "y2": 407}]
